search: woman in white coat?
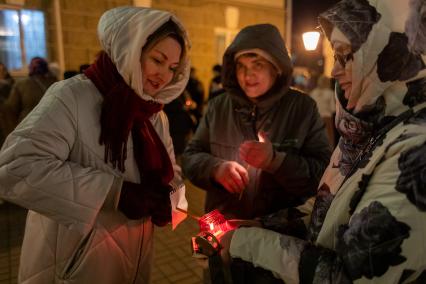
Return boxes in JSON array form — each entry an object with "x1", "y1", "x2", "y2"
[{"x1": 0, "y1": 6, "x2": 190, "y2": 284}]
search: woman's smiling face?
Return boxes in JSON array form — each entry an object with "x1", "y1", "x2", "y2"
[{"x1": 141, "y1": 36, "x2": 182, "y2": 97}]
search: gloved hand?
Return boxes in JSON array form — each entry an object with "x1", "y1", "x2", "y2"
[
  {"x1": 239, "y1": 131, "x2": 275, "y2": 169},
  {"x1": 118, "y1": 181, "x2": 171, "y2": 223}
]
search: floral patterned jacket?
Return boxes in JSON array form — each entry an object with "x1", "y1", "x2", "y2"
[{"x1": 227, "y1": 0, "x2": 426, "y2": 283}]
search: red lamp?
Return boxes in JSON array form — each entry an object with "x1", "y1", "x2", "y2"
[{"x1": 198, "y1": 209, "x2": 235, "y2": 237}]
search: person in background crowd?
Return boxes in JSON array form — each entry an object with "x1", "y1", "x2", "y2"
[
  {"x1": 0, "y1": 62, "x2": 14, "y2": 103},
  {"x1": 310, "y1": 75, "x2": 336, "y2": 148},
  {"x1": 164, "y1": 89, "x2": 196, "y2": 164},
  {"x1": 183, "y1": 23, "x2": 331, "y2": 283},
  {"x1": 63, "y1": 64, "x2": 92, "y2": 80},
  {"x1": 186, "y1": 67, "x2": 204, "y2": 130},
  {"x1": 291, "y1": 72, "x2": 310, "y2": 93},
  {"x1": 0, "y1": 62, "x2": 14, "y2": 145},
  {"x1": 218, "y1": 0, "x2": 426, "y2": 283},
  {"x1": 0, "y1": 62, "x2": 14, "y2": 204},
  {"x1": 208, "y1": 64, "x2": 224, "y2": 100},
  {"x1": 2, "y1": 57, "x2": 57, "y2": 136},
  {"x1": 79, "y1": 63, "x2": 90, "y2": 73},
  {"x1": 48, "y1": 61, "x2": 60, "y2": 80},
  {"x1": 0, "y1": 6, "x2": 190, "y2": 283},
  {"x1": 63, "y1": 70, "x2": 78, "y2": 79}
]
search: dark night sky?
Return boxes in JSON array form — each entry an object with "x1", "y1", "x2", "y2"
[
  {"x1": 291, "y1": 0, "x2": 339, "y2": 71},
  {"x1": 292, "y1": 0, "x2": 338, "y2": 34}
]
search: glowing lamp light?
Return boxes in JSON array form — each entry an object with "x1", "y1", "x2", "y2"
[
  {"x1": 302, "y1": 31, "x2": 320, "y2": 51},
  {"x1": 198, "y1": 209, "x2": 235, "y2": 237}
]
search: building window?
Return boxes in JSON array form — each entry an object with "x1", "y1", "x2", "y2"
[
  {"x1": 214, "y1": 27, "x2": 239, "y2": 65},
  {"x1": 0, "y1": 8, "x2": 47, "y2": 72}
]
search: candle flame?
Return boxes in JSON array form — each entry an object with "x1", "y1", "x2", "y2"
[{"x1": 258, "y1": 131, "x2": 266, "y2": 142}]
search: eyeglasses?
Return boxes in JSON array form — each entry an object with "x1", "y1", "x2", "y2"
[{"x1": 333, "y1": 52, "x2": 354, "y2": 68}]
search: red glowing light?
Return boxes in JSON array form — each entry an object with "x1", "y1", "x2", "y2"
[{"x1": 198, "y1": 209, "x2": 235, "y2": 237}]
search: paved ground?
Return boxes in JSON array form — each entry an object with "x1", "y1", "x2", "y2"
[{"x1": 0, "y1": 181, "x2": 206, "y2": 284}]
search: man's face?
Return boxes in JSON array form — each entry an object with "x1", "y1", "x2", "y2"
[{"x1": 235, "y1": 54, "x2": 278, "y2": 99}]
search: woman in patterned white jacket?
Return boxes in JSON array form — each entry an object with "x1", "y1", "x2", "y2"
[
  {"x1": 218, "y1": 0, "x2": 426, "y2": 283},
  {"x1": 0, "y1": 6, "x2": 189, "y2": 284}
]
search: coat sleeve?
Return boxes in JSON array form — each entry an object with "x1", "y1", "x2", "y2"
[
  {"x1": 181, "y1": 102, "x2": 225, "y2": 191},
  {"x1": 0, "y1": 83, "x2": 122, "y2": 233},
  {"x1": 230, "y1": 133, "x2": 426, "y2": 284},
  {"x1": 230, "y1": 227, "x2": 307, "y2": 284},
  {"x1": 266, "y1": 100, "x2": 332, "y2": 197}
]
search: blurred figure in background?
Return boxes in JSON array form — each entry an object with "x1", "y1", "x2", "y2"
[
  {"x1": 2, "y1": 57, "x2": 57, "y2": 136},
  {"x1": 0, "y1": 62, "x2": 14, "y2": 146},
  {"x1": 63, "y1": 70, "x2": 78, "y2": 79},
  {"x1": 186, "y1": 67, "x2": 204, "y2": 130},
  {"x1": 208, "y1": 64, "x2": 224, "y2": 101},
  {"x1": 48, "y1": 62, "x2": 60, "y2": 80},
  {"x1": 0, "y1": 63, "x2": 14, "y2": 203},
  {"x1": 0, "y1": 63, "x2": 14, "y2": 103},
  {"x1": 63, "y1": 64, "x2": 91, "y2": 80},
  {"x1": 164, "y1": 89, "x2": 196, "y2": 164},
  {"x1": 291, "y1": 68, "x2": 311, "y2": 93},
  {"x1": 309, "y1": 75, "x2": 336, "y2": 148}
]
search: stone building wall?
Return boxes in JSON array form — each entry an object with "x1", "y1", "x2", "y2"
[
  {"x1": 58, "y1": 0, "x2": 133, "y2": 72},
  {"x1": 1, "y1": 0, "x2": 285, "y2": 95},
  {"x1": 152, "y1": 0, "x2": 285, "y2": 99}
]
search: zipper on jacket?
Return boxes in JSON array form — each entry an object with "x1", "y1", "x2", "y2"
[
  {"x1": 250, "y1": 104, "x2": 257, "y2": 139},
  {"x1": 249, "y1": 104, "x2": 261, "y2": 212}
]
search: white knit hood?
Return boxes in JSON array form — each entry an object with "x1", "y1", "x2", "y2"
[{"x1": 97, "y1": 6, "x2": 191, "y2": 104}]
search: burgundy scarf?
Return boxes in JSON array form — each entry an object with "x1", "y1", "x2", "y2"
[{"x1": 84, "y1": 51, "x2": 174, "y2": 186}]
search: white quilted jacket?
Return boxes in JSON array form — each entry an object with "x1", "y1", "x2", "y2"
[{"x1": 0, "y1": 6, "x2": 190, "y2": 284}]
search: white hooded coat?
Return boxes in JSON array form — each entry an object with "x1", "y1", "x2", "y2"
[{"x1": 0, "y1": 6, "x2": 190, "y2": 284}]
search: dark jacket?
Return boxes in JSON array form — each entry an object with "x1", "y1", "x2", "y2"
[
  {"x1": 182, "y1": 24, "x2": 331, "y2": 219},
  {"x1": 3, "y1": 73, "x2": 56, "y2": 135}
]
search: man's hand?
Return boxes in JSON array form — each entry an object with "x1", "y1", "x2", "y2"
[
  {"x1": 212, "y1": 161, "x2": 249, "y2": 194},
  {"x1": 239, "y1": 131, "x2": 274, "y2": 169}
]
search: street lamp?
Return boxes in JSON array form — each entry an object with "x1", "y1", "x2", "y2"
[{"x1": 302, "y1": 31, "x2": 320, "y2": 51}]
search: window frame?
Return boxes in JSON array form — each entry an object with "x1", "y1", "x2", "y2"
[{"x1": 0, "y1": 4, "x2": 47, "y2": 77}]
